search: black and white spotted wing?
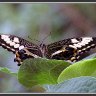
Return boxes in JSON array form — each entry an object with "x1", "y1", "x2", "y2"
[
  {"x1": 0, "y1": 34, "x2": 43, "y2": 65},
  {"x1": 0, "y1": 35, "x2": 41, "y2": 53},
  {"x1": 0, "y1": 34, "x2": 96, "y2": 66},
  {"x1": 45, "y1": 37, "x2": 96, "y2": 62}
]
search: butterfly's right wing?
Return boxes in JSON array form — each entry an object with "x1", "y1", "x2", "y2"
[{"x1": 45, "y1": 37, "x2": 96, "y2": 62}]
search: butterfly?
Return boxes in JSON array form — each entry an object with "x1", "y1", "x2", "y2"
[{"x1": 0, "y1": 34, "x2": 96, "y2": 66}]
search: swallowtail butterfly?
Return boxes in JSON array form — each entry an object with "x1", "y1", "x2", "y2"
[{"x1": 0, "y1": 34, "x2": 96, "y2": 66}]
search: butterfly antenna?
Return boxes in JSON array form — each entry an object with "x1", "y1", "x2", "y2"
[
  {"x1": 28, "y1": 36, "x2": 41, "y2": 44},
  {"x1": 41, "y1": 32, "x2": 52, "y2": 44}
]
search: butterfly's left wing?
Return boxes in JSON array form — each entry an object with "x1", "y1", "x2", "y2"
[
  {"x1": 0, "y1": 34, "x2": 43, "y2": 65},
  {"x1": 45, "y1": 37, "x2": 96, "y2": 62}
]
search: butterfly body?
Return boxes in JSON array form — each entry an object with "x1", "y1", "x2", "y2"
[{"x1": 0, "y1": 34, "x2": 96, "y2": 66}]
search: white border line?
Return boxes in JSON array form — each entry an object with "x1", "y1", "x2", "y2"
[{"x1": 0, "y1": 2, "x2": 95, "y2": 3}]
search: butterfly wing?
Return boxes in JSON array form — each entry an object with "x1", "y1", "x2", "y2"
[
  {"x1": 0, "y1": 35, "x2": 96, "y2": 65},
  {"x1": 0, "y1": 34, "x2": 43, "y2": 65},
  {"x1": 45, "y1": 37, "x2": 96, "y2": 62}
]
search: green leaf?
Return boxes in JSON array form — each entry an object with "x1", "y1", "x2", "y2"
[
  {"x1": 18, "y1": 58, "x2": 70, "y2": 88},
  {"x1": 44, "y1": 76, "x2": 96, "y2": 93},
  {"x1": 58, "y1": 58, "x2": 96, "y2": 83},
  {"x1": 0, "y1": 67, "x2": 17, "y2": 76}
]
